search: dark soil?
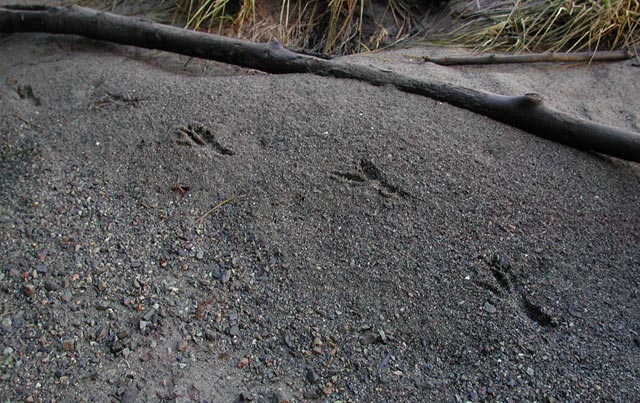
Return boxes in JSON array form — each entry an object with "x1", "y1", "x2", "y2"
[{"x1": 0, "y1": 32, "x2": 639, "y2": 403}]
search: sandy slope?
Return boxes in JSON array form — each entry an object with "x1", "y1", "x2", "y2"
[{"x1": 0, "y1": 31, "x2": 639, "y2": 403}]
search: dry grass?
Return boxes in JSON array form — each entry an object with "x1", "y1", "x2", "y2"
[
  {"x1": 170, "y1": 0, "x2": 423, "y2": 54},
  {"x1": 433, "y1": 0, "x2": 640, "y2": 53},
  {"x1": 72, "y1": 0, "x2": 640, "y2": 55},
  {"x1": 74, "y1": 0, "x2": 423, "y2": 54}
]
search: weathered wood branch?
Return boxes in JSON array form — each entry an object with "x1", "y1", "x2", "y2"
[
  {"x1": 1, "y1": 4, "x2": 639, "y2": 162},
  {"x1": 421, "y1": 50, "x2": 633, "y2": 66}
]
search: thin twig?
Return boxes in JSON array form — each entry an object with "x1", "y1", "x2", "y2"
[
  {"x1": 13, "y1": 113, "x2": 42, "y2": 129},
  {"x1": 0, "y1": 146, "x2": 36, "y2": 160},
  {"x1": 192, "y1": 194, "x2": 246, "y2": 226},
  {"x1": 420, "y1": 50, "x2": 632, "y2": 65}
]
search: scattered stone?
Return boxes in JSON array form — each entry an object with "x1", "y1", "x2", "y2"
[
  {"x1": 141, "y1": 308, "x2": 156, "y2": 322},
  {"x1": 359, "y1": 332, "x2": 382, "y2": 345},
  {"x1": 221, "y1": 270, "x2": 232, "y2": 284},
  {"x1": 282, "y1": 335, "x2": 295, "y2": 350},
  {"x1": 177, "y1": 340, "x2": 188, "y2": 352},
  {"x1": 96, "y1": 301, "x2": 110, "y2": 311},
  {"x1": 478, "y1": 386, "x2": 487, "y2": 399},
  {"x1": 139, "y1": 320, "x2": 151, "y2": 332},
  {"x1": 61, "y1": 289, "x2": 72, "y2": 303},
  {"x1": 237, "y1": 357, "x2": 249, "y2": 368},
  {"x1": 120, "y1": 386, "x2": 139, "y2": 403},
  {"x1": 94, "y1": 325, "x2": 109, "y2": 342},
  {"x1": 306, "y1": 368, "x2": 320, "y2": 384},
  {"x1": 302, "y1": 389, "x2": 322, "y2": 399},
  {"x1": 526, "y1": 367, "x2": 535, "y2": 377},
  {"x1": 22, "y1": 284, "x2": 35, "y2": 297},
  {"x1": 414, "y1": 376, "x2": 436, "y2": 390},
  {"x1": 61, "y1": 339, "x2": 75, "y2": 351},
  {"x1": 271, "y1": 389, "x2": 291, "y2": 403},
  {"x1": 238, "y1": 391, "x2": 255, "y2": 401},
  {"x1": 110, "y1": 340, "x2": 126, "y2": 355},
  {"x1": 228, "y1": 325, "x2": 240, "y2": 337},
  {"x1": 210, "y1": 267, "x2": 223, "y2": 280},
  {"x1": 484, "y1": 302, "x2": 497, "y2": 314},
  {"x1": 1, "y1": 317, "x2": 11, "y2": 330},
  {"x1": 117, "y1": 328, "x2": 131, "y2": 339},
  {"x1": 44, "y1": 278, "x2": 60, "y2": 291},
  {"x1": 130, "y1": 259, "x2": 141, "y2": 268}
]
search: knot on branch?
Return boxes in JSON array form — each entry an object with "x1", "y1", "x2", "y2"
[{"x1": 518, "y1": 93, "x2": 544, "y2": 107}]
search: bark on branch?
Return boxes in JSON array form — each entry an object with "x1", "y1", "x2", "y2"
[
  {"x1": 421, "y1": 50, "x2": 633, "y2": 66},
  {"x1": 1, "y1": 4, "x2": 639, "y2": 162}
]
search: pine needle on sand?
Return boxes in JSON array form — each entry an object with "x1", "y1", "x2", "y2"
[{"x1": 192, "y1": 194, "x2": 247, "y2": 226}]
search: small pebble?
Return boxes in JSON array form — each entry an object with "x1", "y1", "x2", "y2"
[
  {"x1": 22, "y1": 284, "x2": 36, "y2": 297},
  {"x1": 271, "y1": 389, "x2": 291, "y2": 403},
  {"x1": 94, "y1": 325, "x2": 109, "y2": 342},
  {"x1": 61, "y1": 339, "x2": 75, "y2": 351},
  {"x1": 221, "y1": 270, "x2": 232, "y2": 284},
  {"x1": 239, "y1": 391, "x2": 255, "y2": 401},
  {"x1": 139, "y1": 320, "x2": 151, "y2": 332},
  {"x1": 359, "y1": 332, "x2": 381, "y2": 345},
  {"x1": 484, "y1": 302, "x2": 497, "y2": 314},
  {"x1": 228, "y1": 325, "x2": 240, "y2": 336},
  {"x1": 141, "y1": 308, "x2": 156, "y2": 321},
  {"x1": 306, "y1": 368, "x2": 320, "y2": 384},
  {"x1": 238, "y1": 357, "x2": 249, "y2": 368},
  {"x1": 44, "y1": 279, "x2": 59, "y2": 291},
  {"x1": 61, "y1": 289, "x2": 72, "y2": 303}
]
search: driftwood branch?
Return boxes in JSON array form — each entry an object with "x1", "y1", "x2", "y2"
[
  {"x1": 1, "y1": 4, "x2": 639, "y2": 163},
  {"x1": 421, "y1": 50, "x2": 633, "y2": 66}
]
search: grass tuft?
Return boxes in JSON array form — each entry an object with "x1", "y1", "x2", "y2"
[
  {"x1": 431, "y1": 0, "x2": 640, "y2": 53},
  {"x1": 71, "y1": 0, "x2": 640, "y2": 55}
]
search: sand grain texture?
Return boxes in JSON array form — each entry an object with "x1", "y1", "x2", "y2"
[{"x1": 0, "y1": 32, "x2": 639, "y2": 403}]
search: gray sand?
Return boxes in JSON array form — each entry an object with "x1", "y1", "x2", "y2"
[{"x1": 1, "y1": 32, "x2": 639, "y2": 402}]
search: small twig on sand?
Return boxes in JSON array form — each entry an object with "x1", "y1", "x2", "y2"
[
  {"x1": 13, "y1": 113, "x2": 41, "y2": 129},
  {"x1": 420, "y1": 50, "x2": 632, "y2": 66},
  {"x1": 192, "y1": 195, "x2": 246, "y2": 226},
  {"x1": 0, "y1": 146, "x2": 36, "y2": 160}
]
